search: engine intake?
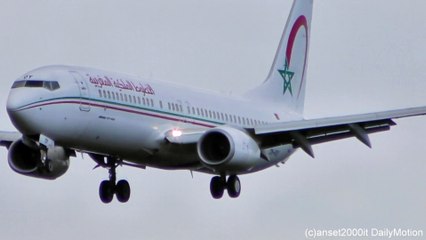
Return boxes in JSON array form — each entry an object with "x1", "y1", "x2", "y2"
[
  {"x1": 199, "y1": 131, "x2": 232, "y2": 164},
  {"x1": 8, "y1": 139, "x2": 70, "y2": 180},
  {"x1": 197, "y1": 126, "x2": 260, "y2": 173}
]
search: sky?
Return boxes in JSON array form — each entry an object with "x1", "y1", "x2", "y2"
[{"x1": 0, "y1": 0, "x2": 426, "y2": 239}]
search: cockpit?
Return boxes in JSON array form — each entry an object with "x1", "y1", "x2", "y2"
[{"x1": 11, "y1": 80, "x2": 60, "y2": 91}]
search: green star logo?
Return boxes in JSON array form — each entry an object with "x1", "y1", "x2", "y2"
[{"x1": 277, "y1": 59, "x2": 294, "y2": 96}]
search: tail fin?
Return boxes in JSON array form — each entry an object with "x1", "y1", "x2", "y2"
[{"x1": 245, "y1": 0, "x2": 313, "y2": 115}]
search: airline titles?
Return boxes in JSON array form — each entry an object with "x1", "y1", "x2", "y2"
[{"x1": 87, "y1": 75, "x2": 155, "y2": 95}]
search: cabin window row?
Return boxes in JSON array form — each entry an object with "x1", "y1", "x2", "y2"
[
  {"x1": 98, "y1": 89, "x2": 154, "y2": 107},
  {"x1": 97, "y1": 91, "x2": 268, "y2": 127},
  {"x1": 165, "y1": 101, "x2": 266, "y2": 126}
]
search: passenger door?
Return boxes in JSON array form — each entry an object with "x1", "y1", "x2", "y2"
[{"x1": 70, "y1": 71, "x2": 91, "y2": 112}]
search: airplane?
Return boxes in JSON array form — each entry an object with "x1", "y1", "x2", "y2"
[{"x1": 1, "y1": 0, "x2": 426, "y2": 204}]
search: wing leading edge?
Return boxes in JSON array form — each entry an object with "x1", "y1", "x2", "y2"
[
  {"x1": 0, "y1": 131, "x2": 21, "y2": 148},
  {"x1": 254, "y1": 106, "x2": 426, "y2": 158}
]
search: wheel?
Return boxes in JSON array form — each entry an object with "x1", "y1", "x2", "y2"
[
  {"x1": 210, "y1": 176, "x2": 225, "y2": 199},
  {"x1": 116, "y1": 179, "x2": 131, "y2": 203},
  {"x1": 99, "y1": 180, "x2": 114, "y2": 204},
  {"x1": 227, "y1": 175, "x2": 241, "y2": 198},
  {"x1": 44, "y1": 160, "x2": 53, "y2": 173}
]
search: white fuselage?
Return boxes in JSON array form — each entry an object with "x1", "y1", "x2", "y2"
[{"x1": 7, "y1": 65, "x2": 299, "y2": 174}]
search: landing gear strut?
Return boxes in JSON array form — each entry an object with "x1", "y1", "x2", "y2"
[
  {"x1": 210, "y1": 175, "x2": 241, "y2": 199},
  {"x1": 98, "y1": 157, "x2": 131, "y2": 204}
]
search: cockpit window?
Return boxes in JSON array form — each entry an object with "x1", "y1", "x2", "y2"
[
  {"x1": 25, "y1": 80, "x2": 44, "y2": 88},
  {"x1": 11, "y1": 81, "x2": 26, "y2": 88},
  {"x1": 12, "y1": 80, "x2": 60, "y2": 91},
  {"x1": 43, "y1": 81, "x2": 60, "y2": 90}
]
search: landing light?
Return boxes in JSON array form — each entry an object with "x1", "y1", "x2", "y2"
[{"x1": 172, "y1": 129, "x2": 183, "y2": 137}]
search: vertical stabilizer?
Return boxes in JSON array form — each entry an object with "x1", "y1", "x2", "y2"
[{"x1": 245, "y1": 0, "x2": 313, "y2": 115}]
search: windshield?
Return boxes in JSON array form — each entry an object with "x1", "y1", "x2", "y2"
[{"x1": 12, "y1": 80, "x2": 60, "y2": 91}]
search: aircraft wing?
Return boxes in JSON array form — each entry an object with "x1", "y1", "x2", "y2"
[
  {"x1": 254, "y1": 106, "x2": 426, "y2": 158},
  {"x1": 0, "y1": 131, "x2": 21, "y2": 148}
]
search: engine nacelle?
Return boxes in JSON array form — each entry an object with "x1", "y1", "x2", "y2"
[
  {"x1": 8, "y1": 139, "x2": 70, "y2": 180},
  {"x1": 197, "y1": 126, "x2": 261, "y2": 173}
]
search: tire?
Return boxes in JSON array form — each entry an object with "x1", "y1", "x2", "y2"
[
  {"x1": 210, "y1": 176, "x2": 225, "y2": 199},
  {"x1": 116, "y1": 180, "x2": 131, "y2": 203},
  {"x1": 45, "y1": 160, "x2": 53, "y2": 173},
  {"x1": 227, "y1": 175, "x2": 241, "y2": 198},
  {"x1": 99, "y1": 180, "x2": 114, "y2": 204}
]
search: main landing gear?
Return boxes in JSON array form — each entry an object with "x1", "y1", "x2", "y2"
[
  {"x1": 210, "y1": 175, "x2": 241, "y2": 199},
  {"x1": 99, "y1": 157, "x2": 131, "y2": 204}
]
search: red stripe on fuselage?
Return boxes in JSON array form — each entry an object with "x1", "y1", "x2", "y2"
[{"x1": 20, "y1": 99, "x2": 217, "y2": 128}]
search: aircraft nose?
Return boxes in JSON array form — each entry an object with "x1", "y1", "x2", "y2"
[
  {"x1": 6, "y1": 89, "x2": 40, "y2": 135},
  {"x1": 6, "y1": 88, "x2": 31, "y2": 112}
]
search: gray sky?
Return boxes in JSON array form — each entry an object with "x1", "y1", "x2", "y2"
[{"x1": 0, "y1": 0, "x2": 425, "y2": 239}]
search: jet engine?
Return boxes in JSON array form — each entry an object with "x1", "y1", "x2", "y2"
[
  {"x1": 8, "y1": 139, "x2": 70, "y2": 180},
  {"x1": 197, "y1": 126, "x2": 261, "y2": 173}
]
